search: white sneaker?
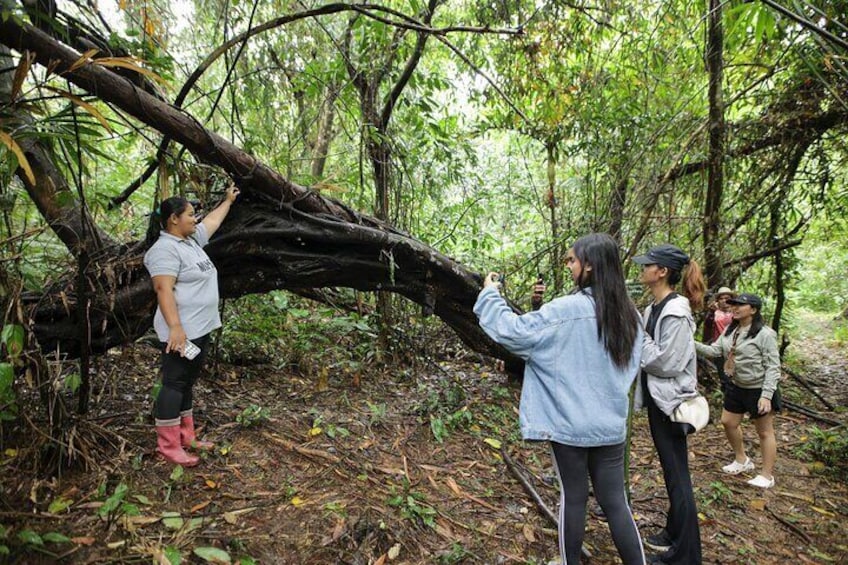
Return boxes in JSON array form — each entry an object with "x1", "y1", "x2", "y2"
[
  {"x1": 721, "y1": 457, "x2": 754, "y2": 474},
  {"x1": 747, "y1": 474, "x2": 775, "y2": 489}
]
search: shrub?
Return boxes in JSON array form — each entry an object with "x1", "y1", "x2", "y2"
[{"x1": 794, "y1": 426, "x2": 848, "y2": 482}]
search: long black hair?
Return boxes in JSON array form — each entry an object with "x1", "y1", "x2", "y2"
[
  {"x1": 724, "y1": 309, "x2": 765, "y2": 339},
  {"x1": 145, "y1": 196, "x2": 190, "y2": 245},
  {"x1": 572, "y1": 233, "x2": 641, "y2": 368}
]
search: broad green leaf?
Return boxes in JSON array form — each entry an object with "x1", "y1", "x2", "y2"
[
  {"x1": 132, "y1": 494, "x2": 152, "y2": 505},
  {"x1": 163, "y1": 546, "x2": 182, "y2": 564},
  {"x1": 187, "y1": 517, "x2": 204, "y2": 532},
  {"x1": 193, "y1": 546, "x2": 232, "y2": 563},
  {"x1": 0, "y1": 364, "x2": 13, "y2": 392},
  {"x1": 18, "y1": 529, "x2": 43, "y2": 546},
  {"x1": 64, "y1": 373, "x2": 81, "y2": 393},
  {"x1": 48, "y1": 497, "x2": 74, "y2": 514},
  {"x1": 121, "y1": 503, "x2": 140, "y2": 516},
  {"x1": 162, "y1": 512, "x2": 183, "y2": 530},
  {"x1": 430, "y1": 416, "x2": 446, "y2": 443},
  {"x1": 483, "y1": 438, "x2": 502, "y2": 450},
  {"x1": 169, "y1": 465, "x2": 185, "y2": 481},
  {"x1": 99, "y1": 483, "x2": 129, "y2": 516},
  {"x1": 43, "y1": 532, "x2": 71, "y2": 544},
  {"x1": 0, "y1": 325, "x2": 23, "y2": 358}
]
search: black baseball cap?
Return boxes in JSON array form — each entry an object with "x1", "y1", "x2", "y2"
[
  {"x1": 632, "y1": 244, "x2": 690, "y2": 272},
  {"x1": 727, "y1": 293, "x2": 763, "y2": 308}
]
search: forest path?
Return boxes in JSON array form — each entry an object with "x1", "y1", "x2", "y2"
[
  {"x1": 787, "y1": 311, "x2": 848, "y2": 408},
  {"x1": 1, "y1": 311, "x2": 846, "y2": 564}
]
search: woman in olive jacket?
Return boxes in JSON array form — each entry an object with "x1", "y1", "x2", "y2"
[{"x1": 696, "y1": 293, "x2": 781, "y2": 489}]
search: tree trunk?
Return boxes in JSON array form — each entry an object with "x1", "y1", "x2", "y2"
[
  {"x1": 311, "y1": 85, "x2": 339, "y2": 179},
  {"x1": 608, "y1": 177, "x2": 627, "y2": 244},
  {"x1": 703, "y1": 0, "x2": 725, "y2": 289},
  {"x1": 545, "y1": 143, "x2": 563, "y2": 294}
]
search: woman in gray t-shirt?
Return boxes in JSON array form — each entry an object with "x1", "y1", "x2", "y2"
[{"x1": 143, "y1": 185, "x2": 239, "y2": 466}]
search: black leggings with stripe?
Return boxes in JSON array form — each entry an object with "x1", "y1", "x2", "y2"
[{"x1": 550, "y1": 442, "x2": 645, "y2": 565}]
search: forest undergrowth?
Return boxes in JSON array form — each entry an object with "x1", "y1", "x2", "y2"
[{"x1": 0, "y1": 309, "x2": 846, "y2": 564}]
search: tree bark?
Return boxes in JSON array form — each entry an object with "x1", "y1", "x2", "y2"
[
  {"x1": 545, "y1": 142, "x2": 563, "y2": 294},
  {"x1": 703, "y1": 0, "x2": 725, "y2": 289}
]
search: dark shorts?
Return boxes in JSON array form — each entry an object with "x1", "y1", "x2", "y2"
[{"x1": 724, "y1": 382, "x2": 781, "y2": 419}]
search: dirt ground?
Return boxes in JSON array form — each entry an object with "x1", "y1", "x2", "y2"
[{"x1": 1, "y1": 312, "x2": 846, "y2": 564}]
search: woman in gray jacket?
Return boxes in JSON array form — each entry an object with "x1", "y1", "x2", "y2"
[
  {"x1": 695, "y1": 293, "x2": 781, "y2": 489},
  {"x1": 633, "y1": 244, "x2": 705, "y2": 565}
]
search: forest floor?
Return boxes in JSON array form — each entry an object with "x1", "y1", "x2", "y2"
[{"x1": 1, "y1": 311, "x2": 847, "y2": 564}]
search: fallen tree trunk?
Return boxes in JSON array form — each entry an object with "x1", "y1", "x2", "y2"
[
  {"x1": 3, "y1": 19, "x2": 519, "y2": 364},
  {"x1": 782, "y1": 400, "x2": 843, "y2": 427},
  {"x1": 28, "y1": 195, "x2": 520, "y2": 363}
]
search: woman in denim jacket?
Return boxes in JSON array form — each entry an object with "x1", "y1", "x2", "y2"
[
  {"x1": 633, "y1": 244, "x2": 705, "y2": 565},
  {"x1": 475, "y1": 233, "x2": 645, "y2": 565}
]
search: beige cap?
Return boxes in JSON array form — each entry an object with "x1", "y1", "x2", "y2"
[{"x1": 715, "y1": 286, "x2": 736, "y2": 298}]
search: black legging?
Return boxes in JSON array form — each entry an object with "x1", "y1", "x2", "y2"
[
  {"x1": 550, "y1": 442, "x2": 645, "y2": 565},
  {"x1": 646, "y1": 399, "x2": 702, "y2": 564},
  {"x1": 155, "y1": 334, "x2": 210, "y2": 421}
]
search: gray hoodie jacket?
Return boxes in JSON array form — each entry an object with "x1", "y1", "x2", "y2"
[{"x1": 635, "y1": 294, "x2": 699, "y2": 416}]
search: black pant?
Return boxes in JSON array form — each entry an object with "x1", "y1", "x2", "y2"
[
  {"x1": 155, "y1": 334, "x2": 210, "y2": 421},
  {"x1": 550, "y1": 442, "x2": 645, "y2": 565},
  {"x1": 646, "y1": 399, "x2": 702, "y2": 564}
]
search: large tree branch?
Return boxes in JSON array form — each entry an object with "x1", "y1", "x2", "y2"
[
  {"x1": 722, "y1": 239, "x2": 801, "y2": 271},
  {"x1": 380, "y1": 0, "x2": 437, "y2": 127},
  {"x1": 27, "y1": 196, "x2": 519, "y2": 364},
  {"x1": 3, "y1": 16, "x2": 520, "y2": 365},
  {"x1": 661, "y1": 107, "x2": 848, "y2": 185},
  {"x1": 1, "y1": 15, "x2": 363, "y2": 220}
]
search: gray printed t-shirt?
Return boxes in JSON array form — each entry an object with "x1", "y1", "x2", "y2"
[{"x1": 143, "y1": 223, "x2": 221, "y2": 341}]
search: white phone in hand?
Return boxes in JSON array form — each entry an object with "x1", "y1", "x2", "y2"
[{"x1": 183, "y1": 340, "x2": 201, "y2": 360}]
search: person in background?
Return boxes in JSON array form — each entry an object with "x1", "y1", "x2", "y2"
[
  {"x1": 695, "y1": 293, "x2": 781, "y2": 489},
  {"x1": 709, "y1": 287, "x2": 736, "y2": 341},
  {"x1": 143, "y1": 185, "x2": 240, "y2": 466},
  {"x1": 530, "y1": 275, "x2": 546, "y2": 311},
  {"x1": 632, "y1": 244, "x2": 705, "y2": 565},
  {"x1": 705, "y1": 286, "x2": 736, "y2": 391},
  {"x1": 475, "y1": 233, "x2": 646, "y2": 565}
]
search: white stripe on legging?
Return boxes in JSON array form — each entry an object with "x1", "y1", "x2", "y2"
[{"x1": 550, "y1": 444, "x2": 568, "y2": 565}]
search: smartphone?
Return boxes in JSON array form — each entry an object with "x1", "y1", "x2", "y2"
[{"x1": 183, "y1": 340, "x2": 201, "y2": 361}]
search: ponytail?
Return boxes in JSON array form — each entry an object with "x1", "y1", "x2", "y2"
[
  {"x1": 144, "y1": 196, "x2": 189, "y2": 246},
  {"x1": 144, "y1": 206, "x2": 162, "y2": 246},
  {"x1": 681, "y1": 259, "x2": 706, "y2": 312}
]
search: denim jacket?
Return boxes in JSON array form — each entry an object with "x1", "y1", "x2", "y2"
[{"x1": 474, "y1": 286, "x2": 642, "y2": 446}]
